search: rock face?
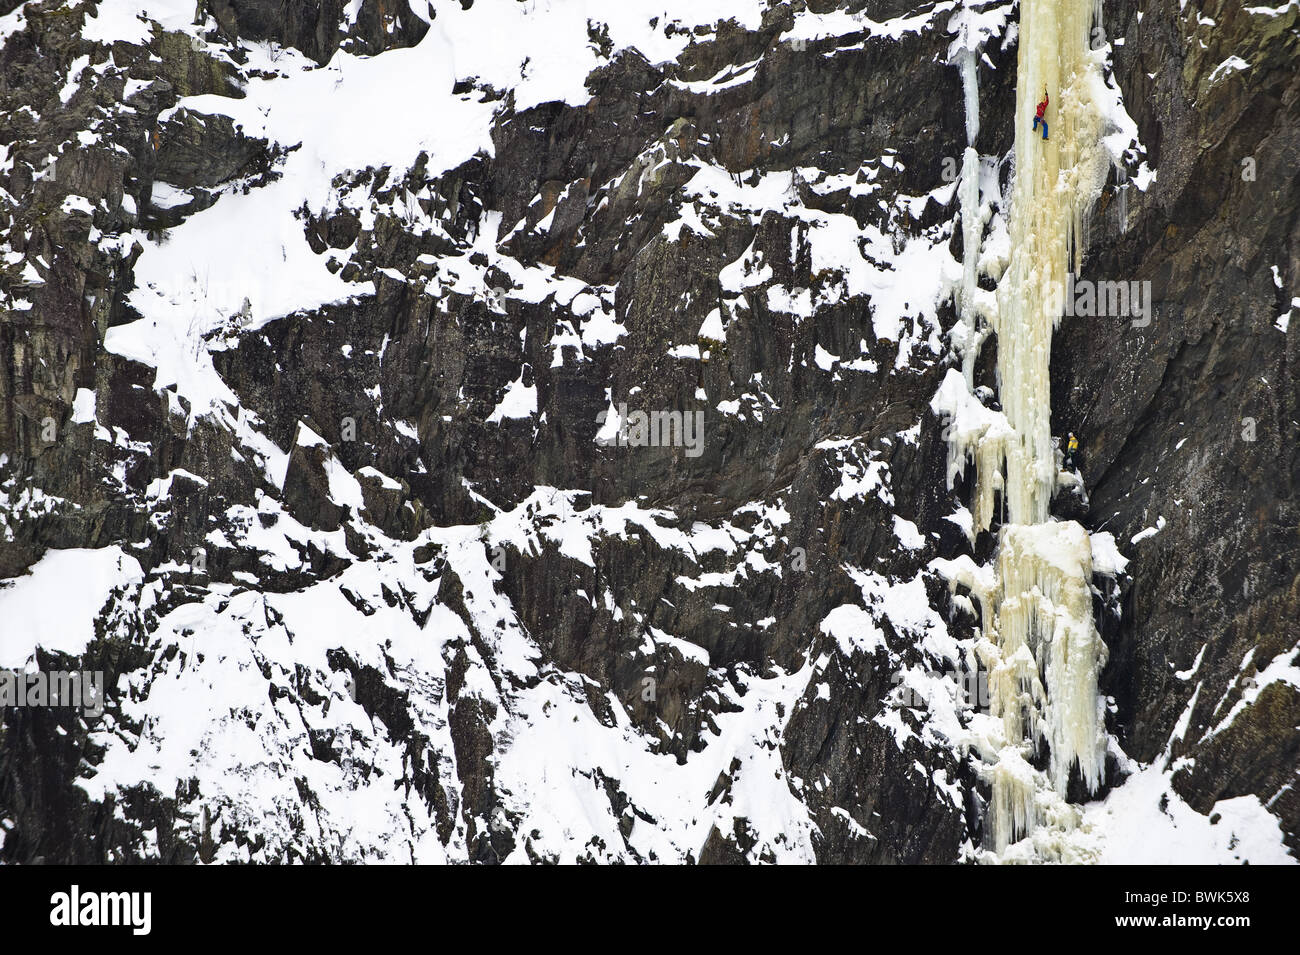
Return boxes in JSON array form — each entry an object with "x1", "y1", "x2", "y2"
[{"x1": 0, "y1": 0, "x2": 1296, "y2": 863}]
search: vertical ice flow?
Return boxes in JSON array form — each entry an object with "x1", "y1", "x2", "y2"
[
  {"x1": 994, "y1": 0, "x2": 1111, "y2": 525},
  {"x1": 936, "y1": 0, "x2": 1118, "y2": 857},
  {"x1": 952, "y1": 17, "x2": 986, "y2": 390}
]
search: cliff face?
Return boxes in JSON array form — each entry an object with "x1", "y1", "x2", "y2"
[{"x1": 0, "y1": 0, "x2": 1295, "y2": 864}]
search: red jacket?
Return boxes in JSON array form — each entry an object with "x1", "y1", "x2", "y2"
[{"x1": 1036, "y1": 93, "x2": 1048, "y2": 118}]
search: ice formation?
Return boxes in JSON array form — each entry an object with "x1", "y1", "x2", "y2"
[
  {"x1": 935, "y1": 0, "x2": 1121, "y2": 859},
  {"x1": 992, "y1": 0, "x2": 1113, "y2": 527},
  {"x1": 949, "y1": 11, "x2": 989, "y2": 389}
]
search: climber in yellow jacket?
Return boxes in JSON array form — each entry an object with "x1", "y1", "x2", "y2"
[{"x1": 1064, "y1": 431, "x2": 1079, "y2": 470}]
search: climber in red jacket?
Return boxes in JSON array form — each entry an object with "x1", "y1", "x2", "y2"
[{"x1": 1033, "y1": 89, "x2": 1049, "y2": 140}]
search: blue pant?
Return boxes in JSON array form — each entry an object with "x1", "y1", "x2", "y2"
[{"x1": 1033, "y1": 115, "x2": 1048, "y2": 139}]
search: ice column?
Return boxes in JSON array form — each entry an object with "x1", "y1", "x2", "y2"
[
  {"x1": 935, "y1": 0, "x2": 1118, "y2": 856},
  {"x1": 981, "y1": 0, "x2": 1113, "y2": 852},
  {"x1": 950, "y1": 12, "x2": 988, "y2": 389},
  {"x1": 993, "y1": 0, "x2": 1111, "y2": 525}
]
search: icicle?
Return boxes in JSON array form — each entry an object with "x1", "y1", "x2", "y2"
[
  {"x1": 958, "y1": 144, "x2": 983, "y2": 388},
  {"x1": 1116, "y1": 165, "x2": 1128, "y2": 234},
  {"x1": 947, "y1": 10, "x2": 991, "y2": 388},
  {"x1": 961, "y1": 49, "x2": 980, "y2": 148}
]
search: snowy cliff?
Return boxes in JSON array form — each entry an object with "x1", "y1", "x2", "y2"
[{"x1": 0, "y1": 0, "x2": 1297, "y2": 863}]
